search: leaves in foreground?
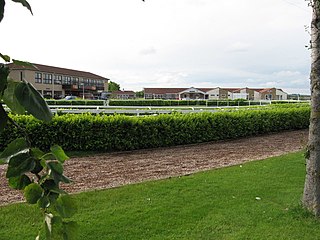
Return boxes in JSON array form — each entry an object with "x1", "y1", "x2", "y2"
[
  {"x1": 15, "y1": 81, "x2": 53, "y2": 122},
  {"x1": 11, "y1": 0, "x2": 32, "y2": 14},
  {"x1": 2, "y1": 139, "x2": 77, "y2": 239}
]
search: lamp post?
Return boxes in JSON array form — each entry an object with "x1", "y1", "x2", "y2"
[
  {"x1": 82, "y1": 83, "x2": 85, "y2": 100},
  {"x1": 80, "y1": 82, "x2": 85, "y2": 100}
]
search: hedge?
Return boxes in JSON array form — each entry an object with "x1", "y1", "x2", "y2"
[
  {"x1": 108, "y1": 99, "x2": 263, "y2": 107},
  {"x1": 46, "y1": 100, "x2": 105, "y2": 106},
  {"x1": 0, "y1": 107, "x2": 310, "y2": 152}
]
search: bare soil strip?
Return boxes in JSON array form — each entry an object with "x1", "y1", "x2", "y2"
[{"x1": 0, "y1": 129, "x2": 308, "y2": 206}]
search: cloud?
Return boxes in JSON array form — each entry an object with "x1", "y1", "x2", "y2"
[
  {"x1": 226, "y1": 42, "x2": 251, "y2": 53},
  {"x1": 186, "y1": 0, "x2": 207, "y2": 6},
  {"x1": 272, "y1": 70, "x2": 301, "y2": 77},
  {"x1": 140, "y1": 47, "x2": 157, "y2": 55}
]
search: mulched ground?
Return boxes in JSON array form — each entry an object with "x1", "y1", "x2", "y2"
[{"x1": 0, "y1": 129, "x2": 308, "y2": 206}]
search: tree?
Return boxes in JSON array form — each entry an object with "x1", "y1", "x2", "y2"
[
  {"x1": 108, "y1": 80, "x2": 120, "y2": 92},
  {"x1": 303, "y1": 0, "x2": 320, "y2": 216},
  {"x1": 0, "y1": 1, "x2": 77, "y2": 239},
  {"x1": 135, "y1": 90, "x2": 144, "y2": 98}
]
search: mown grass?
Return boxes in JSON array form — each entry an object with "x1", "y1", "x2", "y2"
[{"x1": 1, "y1": 151, "x2": 320, "y2": 240}]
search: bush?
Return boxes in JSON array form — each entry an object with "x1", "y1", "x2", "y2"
[
  {"x1": 46, "y1": 100, "x2": 105, "y2": 106},
  {"x1": 109, "y1": 99, "x2": 268, "y2": 106},
  {"x1": 0, "y1": 107, "x2": 310, "y2": 152}
]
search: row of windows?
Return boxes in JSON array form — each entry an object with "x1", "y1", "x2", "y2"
[{"x1": 35, "y1": 72, "x2": 104, "y2": 86}]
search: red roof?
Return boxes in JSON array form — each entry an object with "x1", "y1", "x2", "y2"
[
  {"x1": 255, "y1": 88, "x2": 273, "y2": 93},
  {"x1": 8, "y1": 63, "x2": 109, "y2": 81},
  {"x1": 144, "y1": 88, "x2": 187, "y2": 94},
  {"x1": 113, "y1": 90, "x2": 135, "y2": 94},
  {"x1": 144, "y1": 87, "x2": 280, "y2": 95}
]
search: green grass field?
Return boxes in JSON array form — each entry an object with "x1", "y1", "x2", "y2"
[{"x1": 1, "y1": 151, "x2": 319, "y2": 240}]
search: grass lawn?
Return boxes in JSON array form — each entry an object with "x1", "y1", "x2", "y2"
[{"x1": 1, "y1": 151, "x2": 319, "y2": 240}]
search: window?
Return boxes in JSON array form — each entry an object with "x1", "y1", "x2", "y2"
[
  {"x1": 54, "y1": 75, "x2": 62, "y2": 84},
  {"x1": 35, "y1": 73, "x2": 42, "y2": 83},
  {"x1": 43, "y1": 73, "x2": 52, "y2": 84},
  {"x1": 62, "y1": 76, "x2": 71, "y2": 85},
  {"x1": 97, "y1": 80, "x2": 103, "y2": 86},
  {"x1": 62, "y1": 76, "x2": 67, "y2": 85},
  {"x1": 72, "y1": 77, "x2": 79, "y2": 85}
]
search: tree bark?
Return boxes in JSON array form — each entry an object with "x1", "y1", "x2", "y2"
[{"x1": 303, "y1": 0, "x2": 320, "y2": 216}]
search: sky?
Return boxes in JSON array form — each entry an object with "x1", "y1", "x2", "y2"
[{"x1": 0, "y1": 0, "x2": 312, "y2": 94}]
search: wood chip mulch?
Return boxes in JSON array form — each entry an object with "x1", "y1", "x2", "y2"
[{"x1": 0, "y1": 129, "x2": 308, "y2": 206}]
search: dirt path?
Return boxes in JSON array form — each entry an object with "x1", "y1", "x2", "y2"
[{"x1": 0, "y1": 129, "x2": 308, "y2": 206}]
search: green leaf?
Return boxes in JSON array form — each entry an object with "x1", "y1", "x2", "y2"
[
  {"x1": 12, "y1": 59, "x2": 36, "y2": 68},
  {"x1": 6, "y1": 152, "x2": 35, "y2": 178},
  {"x1": 30, "y1": 147, "x2": 45, "y2": 159},
  {"x1": 0, "y1": 138, "x2": 29, "y2": 163},
  {"x1": 42, "y1": 179, "x2": 67, "y2": 195},
  {"x1": 47, "y1": 161, "x2": 71, "y2": 184},
  {"x1": 24, "y1": 183, "x2": 43, "y2": 204},
  {"x1": 0, "y1": 0, "x2": 4, "y2": 22},
  {"x1": 0, "y1": 53, "x2": 10, "y2": 62},
  {"x1": 14, "y1": 81, "x2": 53, "y2": 122},
  {"x1": 47, "y1": 161, "x2": 63, "y2": 175},
  {"x1": 0, "y1": 104, "x2": 8, "y2": 135},
  {"x1": 3, "y1": 80, "x2": 26, "y2": 114},
  {"x1": 11, "y1": 0, "x2": 33, "y2": 15},
  {"x1": 54, "y1": 195, "x2": 77, "y2": 218},
  {"x1": 38, "y1": 195, "x2": 50, "y2": 209},
  {"x1": 8, "y1": 174, "x2": 31, "y2": 190},
  {"x1": 62, "y1": 221, "x2": 78, "y2": 240},
  {"x1": 48, "y1": 192, "x2": 59, "y2": 204},
  {"x1": 31, "y1": 159, "x2": 43, "y2": 174},
  {"x1": 0, "y1": 64, "x2": 9, "y2": 97},
  {"x1": 50, "y1": 145, "x2": 69, "y2": 163}
]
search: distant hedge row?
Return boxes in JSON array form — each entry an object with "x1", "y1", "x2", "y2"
[
  {"x1": 45, "y1": 99, "x2": 260, "y2": 107},
  {"x1": 46, "y1": 100, "x2": 104, "y2": 106},
  {"x1": 45, "y1": 99, "x2": 302, "y2": 107},
  {"x1": 108, "y1": 99, "x2": 263, "y2": 106},
  {"x1": 0, "y1": 107, "x2": 310, "y2": 152}
]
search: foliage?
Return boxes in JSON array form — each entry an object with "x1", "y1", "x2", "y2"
[
  {"x1": 0, "y1": 1, "x2": 76, "y2": 239},
  {"x1": 135, "y1": 90, "x2": 144, "y2": 98},
  {"x1": 108, "y1": 81, "x2": 120, "y2": 92},
  {"x1": 46, "y1": 99, "x2": 105, "y2": 106},
  {"x1": 1, "y1": 151, "x2": 318, "y2": 239},
  {"x1": 0, "y1": 107, "x2": 310, "y2": 152},
  {"x1": 108, "y1": 99, "x2": 268, "y2": 106}
]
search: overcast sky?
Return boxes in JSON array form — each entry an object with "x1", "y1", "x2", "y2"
[{"x1": 0, "y1": 0, "x2": 311, "y2": 94}]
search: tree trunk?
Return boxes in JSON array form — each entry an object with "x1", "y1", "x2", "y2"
[{"x1": 303, "y1": 0, "x2": 320, "y2": 216}]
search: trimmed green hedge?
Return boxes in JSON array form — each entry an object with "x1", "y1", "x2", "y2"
[
  {"x1": 0, "y1": 107, "x2": 310, "y2": 152},
  {"x1": 46, "y1": 100, "x2": 105, "y2": 106},
  {"x1": 109, "y1": 99, "x2": 263, "y2": 106}
]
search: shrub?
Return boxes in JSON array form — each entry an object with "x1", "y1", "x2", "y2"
[
  {"x1": 0, "y1": 107, "x2": 310, "y2": 152},
  {"x1": 45, "y1": 100, "x2": 105, "y2": 106}
]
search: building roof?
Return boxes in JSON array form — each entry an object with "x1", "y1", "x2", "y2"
[
  {"x1": 221, "y1": 88, "x2": 242, "y2": 92},
  {"x1": 256, "y1": 88, "x2": 273, "y2": 93},
  {"x1": 8, "y1": 63, "x2": 109, "y2": 81},
  {"x1": 144, "y1": 87, "x2": 284, "y2": 94},
  {"x1": 112, "y1": 90, "x2": 135, "y2": 94},
  {"x1": 144, "y1": 88, "x2": 187, "y2": 94}
]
